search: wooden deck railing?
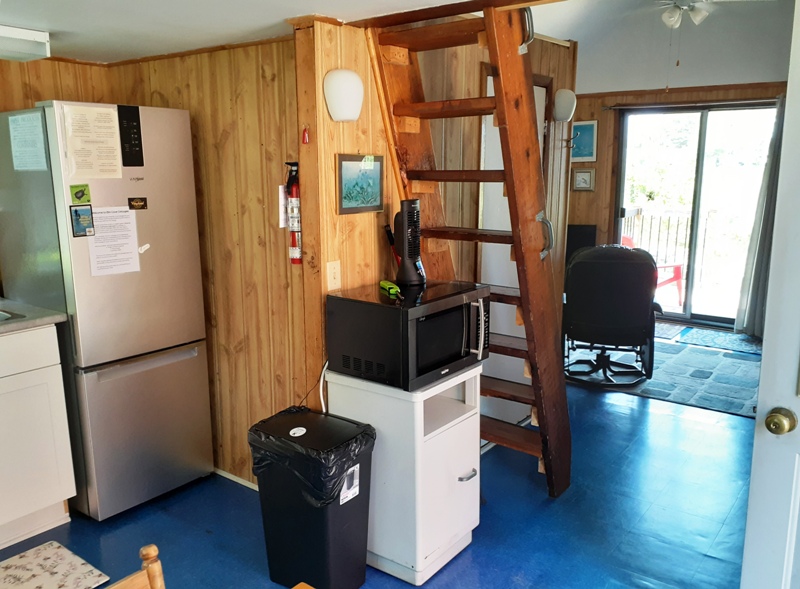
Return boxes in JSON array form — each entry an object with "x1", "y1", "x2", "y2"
[{"x1": 620, "y1": 212, "x2": 694, "y2": 267}]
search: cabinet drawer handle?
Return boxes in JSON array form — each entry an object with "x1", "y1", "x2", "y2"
[{"x1": 458, "y1": 468, "x2": 478, "y2": 482}]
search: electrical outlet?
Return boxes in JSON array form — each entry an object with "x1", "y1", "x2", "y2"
[{"x1": 327, "y1": 260, "x2": 341, "y2": 291}]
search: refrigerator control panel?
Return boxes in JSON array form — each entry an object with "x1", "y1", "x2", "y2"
[{"x1": 118, "y1": 105, "x2": 144, "y2": 167}]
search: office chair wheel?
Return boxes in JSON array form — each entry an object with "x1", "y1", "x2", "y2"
[{"x1": 565, "y1": 350, "x2": 646, "y2": 388}]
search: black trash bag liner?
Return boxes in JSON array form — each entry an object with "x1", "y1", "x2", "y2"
[{"x1": 249, "y1": 406, "x2": 376, "y2": 508}]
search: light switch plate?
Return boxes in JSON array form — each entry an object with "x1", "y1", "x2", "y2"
[{"x1": 327, "y1": 260, "x2": 341, "y2": 291}]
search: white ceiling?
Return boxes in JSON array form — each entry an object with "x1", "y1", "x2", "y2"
[
  {"x1": 530, "y1": 0, "x2": 794, "y2": 93},
  {"x1": 0, "y1": 0, "x2": 473, "y2": 63},
  {"x1": 530, "y1": 0, "x2": 788, "y2": 46},
  {"x1": 0, "y1": 0, "x2": 791, "y2": 64}
]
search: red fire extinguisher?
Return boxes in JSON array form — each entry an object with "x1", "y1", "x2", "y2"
[{"x1": 285, "y1": 162, "x2": 302, "y2": 264}]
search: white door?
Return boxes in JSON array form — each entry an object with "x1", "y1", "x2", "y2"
[{"x1": 740, "y1": 6, "x2": 800, "y2": 587}]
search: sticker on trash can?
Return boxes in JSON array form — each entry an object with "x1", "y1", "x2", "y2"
[
  {"x1": 289, "y1": 427, "x2": 306, "y2": 437},
  {"x1": 340, "y1": 464, "x2": 360, "y2": 505}
]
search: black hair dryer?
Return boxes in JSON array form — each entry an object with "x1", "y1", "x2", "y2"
[{"x1": 394, "y1": 199, "x2": 426, "y2": 286}]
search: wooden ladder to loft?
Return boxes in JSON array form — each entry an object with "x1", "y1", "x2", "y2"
[{"x1": 368, "y1": 8, "x2": 571, "y2": 497}]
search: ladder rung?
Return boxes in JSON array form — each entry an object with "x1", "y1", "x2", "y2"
[
  {"x1": 394, "y1": 97, "x2": 496, "y2": 119},
  {"x1": 378, "y1": 19, "x2": 486, "y2": 52},
  {"x1": 490, "y1": 285, "x2": 521, "y2": 306},
  {"x1": 406, "y1": 170, "x2": 505, "y2": 183},
  {"x1": 481, "y1": 376, "x2": 536, "y2": 405},
  {"x1": 489, "y1": 332, "x2": 529, "y2": 359},
  {"x1": 421, "y1": 227, "x2": 513, "y2": 244},
  {"x1": 481, "y1": 415, "x2": 542, "y2": 457}
]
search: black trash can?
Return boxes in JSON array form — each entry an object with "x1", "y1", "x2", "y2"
[{"x1": 249, "y1": 406, "x2": 376, "y2": 589}]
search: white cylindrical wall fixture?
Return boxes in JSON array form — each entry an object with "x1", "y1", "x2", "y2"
[
  {"x1": 323, "y1": 69, "x2": 364, "y2": 122},
  {"x1": 553, "y1": 88, "x2": 577, "y2": 122}
]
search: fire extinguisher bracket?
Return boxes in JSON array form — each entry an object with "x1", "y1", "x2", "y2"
[{"x1": 286, "y1": 162, "x2": 302, "y2": 265}]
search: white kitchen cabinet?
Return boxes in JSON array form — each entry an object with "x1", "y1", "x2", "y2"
[
  {"x1": 326, "y1": 365, "x2": 481, "y2": 586},
  {"x1": 0, "y1": 324, "x2": 75, "y2": 550}
]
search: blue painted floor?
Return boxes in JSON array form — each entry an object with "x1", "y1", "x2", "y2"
[{"x1": 0, "y1": 386, "x2": 753, "y2": 588}]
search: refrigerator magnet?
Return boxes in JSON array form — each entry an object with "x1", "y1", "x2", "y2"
[
  {"x1": 128, "y1": 197, "x2": 148, "y2": 210},
  {"x1": 70, "y1": 184, "x2": 91, "y2": 204},
  {"x1": 70, "y1": 205, "x2": 95, "y2": 237}
]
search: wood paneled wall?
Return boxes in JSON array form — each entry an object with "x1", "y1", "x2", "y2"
[
  {"x1": 294, "y1": 21, "x2": 402, "y2": 399},
  {"x1": 0, "y1": 59, "x2": 113, "y2": 111},
  {"x1": 569, "y1": 81, "x2": 787, "y2": 245},
  {"x1": 115, "y1": 41, "x2": 305, "y2": 481},
  {"x1": 0, "y1": 41, "x2": 304, "y2": 483}
]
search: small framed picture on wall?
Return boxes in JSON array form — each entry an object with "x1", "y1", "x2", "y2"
[
  {"x1": 337, "y1": 154, "x2": 384, "y2": 215},
  {"x1": 571, "y1": 120, "x2": 597, "y2": 162},
  {"x1": 572, "y1": 168, "x2": 596, "y2": 191}
]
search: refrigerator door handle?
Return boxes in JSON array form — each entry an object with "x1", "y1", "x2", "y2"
[{"x1": 94, "y1": 345, "x2": 200, "y2": 383}]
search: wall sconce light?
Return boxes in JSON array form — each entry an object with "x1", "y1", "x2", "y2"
[
  {"x1": 553, "y1": 89, "x2": 577, "y2": 122},
  {"x1": 323, "y1": 69, "x2": 364, "y2": 122},
  {"x1": 0, "y1": 24, "x2": 50, "y2": 62}
]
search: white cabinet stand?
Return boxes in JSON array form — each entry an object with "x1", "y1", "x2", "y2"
[
  {"x1": 0, "y1": 325, "x2": 75, "y2": 550},
  {"x1": 326, "y1": 365, "x2": 482, "y2": 586}
]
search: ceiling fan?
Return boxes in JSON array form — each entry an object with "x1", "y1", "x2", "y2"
[{"x1": 657, "y1": 0, "x2": 776, "y2": 29}]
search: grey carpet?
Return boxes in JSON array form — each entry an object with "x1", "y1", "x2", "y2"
[
  {"x1": 677, "y1": 327, "x2": 762, "y2": 355},
  {"x1": 566, "y1": 341, "x2": 759, "y2": 418},
  {"x1": 654, "y1": 322, "x2": 685, "y2": 340}
]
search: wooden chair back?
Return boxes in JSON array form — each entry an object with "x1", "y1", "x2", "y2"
[{"x1": 108, "y1": 545, "x2": 165, "y2": 589}]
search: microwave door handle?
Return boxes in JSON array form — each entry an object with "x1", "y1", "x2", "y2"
[
  {"x1": 462, "y1": 302, "x2": 470, "y2": 356},
  {"x1": 469, "y1": 298, "x2": 486, "y2": 360},
  {"x1": 478, "y1": 297, "x2": 486, "y2": 360}
]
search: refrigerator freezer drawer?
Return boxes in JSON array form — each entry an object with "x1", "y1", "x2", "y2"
[{"x1": 75, "y1": 341, "x2": 212, "y2": 520}]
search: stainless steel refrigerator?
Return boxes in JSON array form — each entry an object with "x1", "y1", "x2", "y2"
[{"x1": 0, "y1": 101, "x2": 213, "y2": 520}]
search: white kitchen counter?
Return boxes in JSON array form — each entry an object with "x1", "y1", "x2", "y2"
[
  {"x1": 0, "y1": 297, "x2": 67, "y2": 336},
  {"x1": 0, "y1": 301, "x2": 74, "y2": 550}
]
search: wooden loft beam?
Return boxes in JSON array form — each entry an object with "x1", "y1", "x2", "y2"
[
  {"x1": 287, "y1": 15, "x2": 344, "y2": 30},
  {"x1": 350, "y1": 0, "x2": 563, "y2": 29},
  {"x1": 379, "y1": 19, "x2": 485, "y2": 51},
  {"x1": 406, "y1": 169, "x2": 505, "y2": 182},
  {"x1": 394, "y1": 97, "x2": 496, "y2": 118}
]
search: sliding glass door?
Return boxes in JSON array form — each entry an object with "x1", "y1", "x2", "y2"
[{"x1": 619, "y1": 105, "x2": 776, "y2": 324}]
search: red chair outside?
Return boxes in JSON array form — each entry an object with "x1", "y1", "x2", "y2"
[{"x1": 620, "y1": 235, "x2": 684, "y2": 308}]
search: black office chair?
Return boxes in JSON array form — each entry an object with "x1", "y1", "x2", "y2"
[{"x1": 563, "y1": 245, "x2": 661, "y2": 387}]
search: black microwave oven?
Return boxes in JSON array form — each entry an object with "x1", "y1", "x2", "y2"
[{"x1": 326, "y1": 281, "x2": 490, "y2": 391}]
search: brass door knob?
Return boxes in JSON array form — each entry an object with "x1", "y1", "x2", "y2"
[{"x1": 765, "y1": 408, "x2": 798, "y2": 436}]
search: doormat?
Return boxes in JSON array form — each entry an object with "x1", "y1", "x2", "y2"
[
  {"x1": 654, "y1": 322, "x2": 686, "y2": 340},
  {"x1": 0, "y1": 541, "x2": 109, "y2": 589},
  {"x1": 677, "y1": 327, "x2": 762, "y2": 355},
  {"x1": 567, "y1": 341, "x2": 759, "y2": 418}
]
